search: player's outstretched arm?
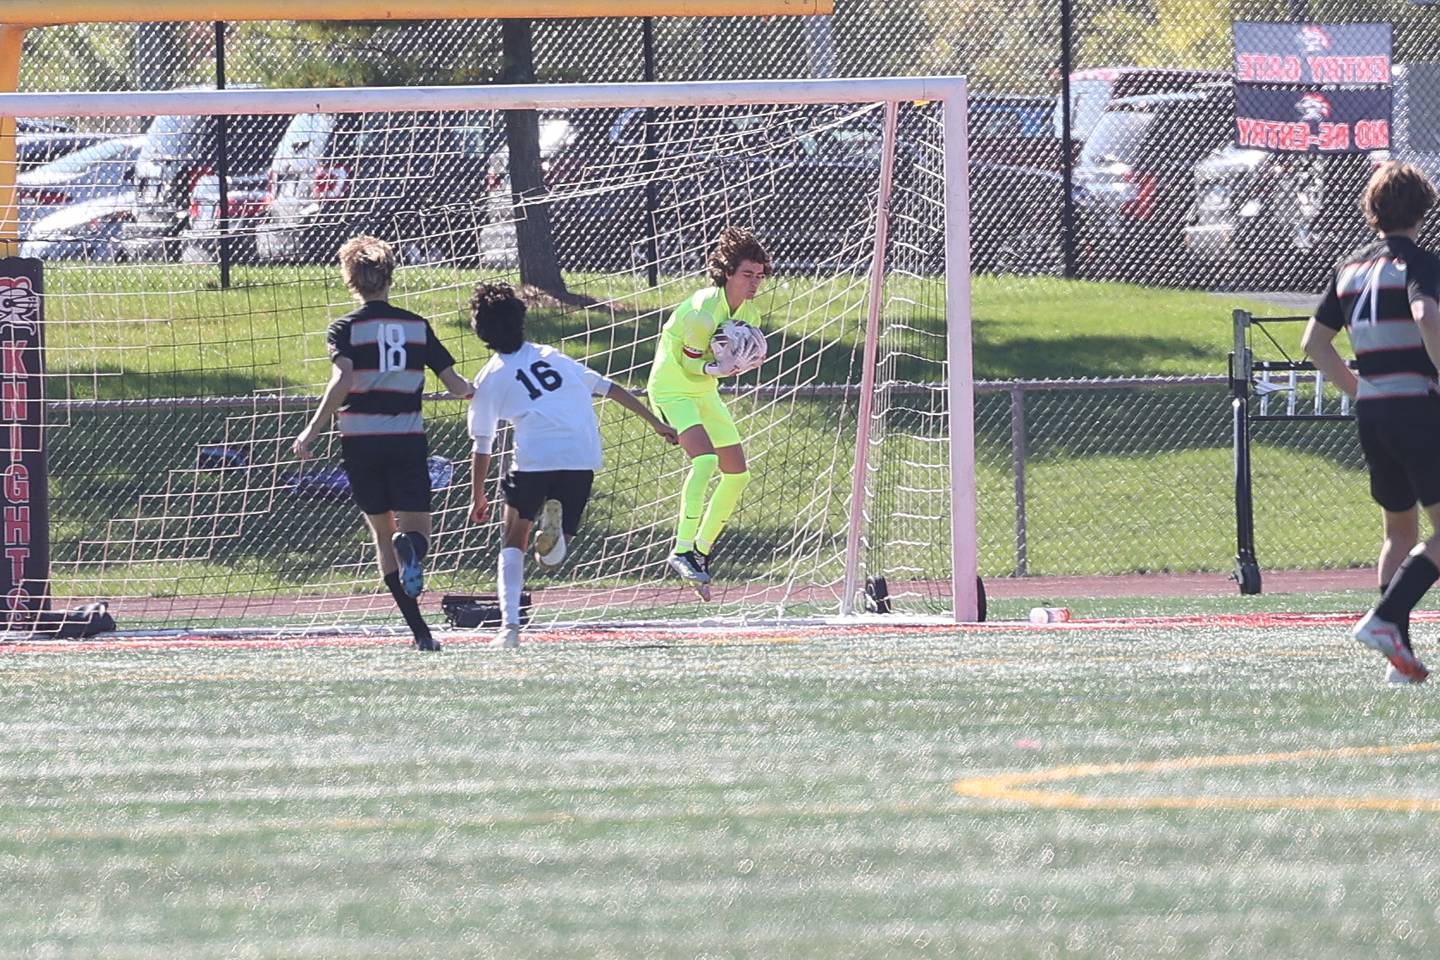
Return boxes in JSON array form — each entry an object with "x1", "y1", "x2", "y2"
[
  {"x1": 469, "y1": 451, "x2": 493, "y2": 524},
  {"x1": 605, "y1": 383, "x2": 679, "y2": 444},
  {"x1": 293, "y1": 357, "x2": 355, "y2": 458},
  {"x1": 438, "y1": 366, "x2": 475, "y2": 400}
]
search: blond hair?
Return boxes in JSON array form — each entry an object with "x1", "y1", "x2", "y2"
[{"x1": 338, "y1": 235, "x2": 395, "y2": 299}]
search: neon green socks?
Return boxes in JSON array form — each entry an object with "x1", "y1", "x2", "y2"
[
  {"x1": 696, "y1": 470, "x2": 751, "y2": 553},
  {"x1": 675, "y1": 453, "x2": 719, "y2": 552}
]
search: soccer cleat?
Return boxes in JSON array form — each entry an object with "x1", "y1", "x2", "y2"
[
  {"x1": 533, "y1": 499, "x2": 565, "y2": 568},
  {"x1": 1387, "y1": 664, "x2": 1424, "y2": 685},
  {"x1": 1353, "y1": 611, "x2": 1429, "y2": 683},
  {"x1": 695, "y1": 549, "x2": 712, "y2": 578},
  {"x1": 667, "y1": 550, "x2": 711, "y2": 584},
  {"x1": 392, "y1": 531, "x2": 426, "y2": 598},
  {"x1": 492, "y1": 624, "x2": 521, "y2": 649},
  {"x1": 412, "y1": 632, "x2": 442, "y2": 653},
  {"x1": 536, "y1": 535, "x2": 567, "y2": 571}
]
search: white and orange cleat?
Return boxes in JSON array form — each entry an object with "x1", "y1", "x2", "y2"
[{"x1": 1353, "y1": 612, "x2": 1428, "y2": 683}]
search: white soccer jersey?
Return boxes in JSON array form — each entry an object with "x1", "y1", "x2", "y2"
[{"x1": 467, "y1": 342, "x2": 614, "y2": 472}]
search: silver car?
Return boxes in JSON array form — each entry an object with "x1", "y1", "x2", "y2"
[
  {"x1": 15, "y1": 136, "x2": 142, "y2": 238},
  {"x1": 21, "y1": 190, "x2": 135, "y2": 262}
]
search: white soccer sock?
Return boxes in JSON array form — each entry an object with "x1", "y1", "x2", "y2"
[{"x1": 499, "y1": 547, "x2": 524, "y2": 627}]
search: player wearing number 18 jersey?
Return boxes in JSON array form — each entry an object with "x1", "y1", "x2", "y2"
[
  {"x1": 293, "y1": 235, "x2": 474, "y2": 652},
  {"x1": 466, "y1": 283, "x2": 678, "y2": 647}
]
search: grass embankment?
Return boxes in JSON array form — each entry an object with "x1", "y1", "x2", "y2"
[{"x1": 40, "y1": 264, "x2": 1351, "y2": 611}]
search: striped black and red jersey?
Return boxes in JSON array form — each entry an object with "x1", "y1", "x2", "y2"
[
  {"x1": 1313, "y1": 235, "x2": 1440, "y2": 402},
  {"x1": 326, "y1": 300, "x2": 457, "y2": 437}
]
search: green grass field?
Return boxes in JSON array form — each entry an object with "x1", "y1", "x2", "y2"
[
  {"x1": 4, "y1": 611, "x2": 1438, "y2": 958},
  {"x1": 41, "y1": 265, "x2": 1283, "y2": 398}
]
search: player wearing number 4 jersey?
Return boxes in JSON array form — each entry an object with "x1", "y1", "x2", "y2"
[
  {"x1": 466, "y1": 283, "x2": 678, "y2": 648},
  {"x1": 1303, "y1": 162, "x2": 1440, "y2": 685},
  {"x1": 293, "y1": 235, "x2": 474, "y2": 653}
]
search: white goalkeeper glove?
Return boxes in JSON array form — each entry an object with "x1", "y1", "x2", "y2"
[
  {"x1": 705, "y1": 325, "x2": 744, "y2": 377},
  {"x1": 732, "y1": 326, "x2": 767, "y2": 374},
  {"x1": 703, "y1": 356, "x2": 741, "y2": 377}
]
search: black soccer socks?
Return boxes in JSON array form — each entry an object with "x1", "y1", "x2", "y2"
[
  {"x1": 1376, "y1": 553, "x2": 1440, "y2": 626},
  {"x1": 384, "y1": 570, "x2": 438, "y2": 651}
]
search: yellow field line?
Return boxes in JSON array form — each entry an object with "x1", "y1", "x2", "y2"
[{"x1": 953, "y1": 741, "x2": 1440, "y2": 812}]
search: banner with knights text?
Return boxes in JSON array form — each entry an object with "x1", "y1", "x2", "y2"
[{"x1": 0, "y1": 258, "x2": 49, "y2": 627}]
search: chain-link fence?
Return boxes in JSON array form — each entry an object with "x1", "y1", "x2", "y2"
[
  {"x1": 975, "y1": 375, "x2": 1377, "y2": 581},
  {"x1": 19, "y1": 3, "x2": 1440, "y2": 291}
]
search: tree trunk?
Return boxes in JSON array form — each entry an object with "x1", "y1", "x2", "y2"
[{"x1": 499, "y1": 20, "x2": 566, "y2": 295}]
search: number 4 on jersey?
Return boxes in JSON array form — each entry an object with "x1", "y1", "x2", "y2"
[{"x1": 516, "y1": 360, "x2": 564, "y2": 400}]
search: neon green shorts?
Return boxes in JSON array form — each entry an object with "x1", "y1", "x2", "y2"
[{"x1": 651, "y1": 391, "x2": 742, "y2": 448}]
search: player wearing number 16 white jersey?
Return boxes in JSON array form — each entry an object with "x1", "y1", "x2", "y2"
[{"x1": 466, "y1": 283, "x2": 678, "y2": 647}]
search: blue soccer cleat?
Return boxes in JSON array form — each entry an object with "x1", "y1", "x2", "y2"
[{"x1": 392, "y1": 531, "x2": 427, "y2": 599}]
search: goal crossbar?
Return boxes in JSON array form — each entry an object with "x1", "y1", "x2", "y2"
[{"x1": 0, "y1": 77, "x2": 969, "y2": 118}]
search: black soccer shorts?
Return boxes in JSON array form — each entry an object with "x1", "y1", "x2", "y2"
[
  {"x1": 1356, "y1": 396, "x2": 1440, "y2": 511},
  {"x1": 340, "y1": 434, "x2": 432, "y2": 515},
  {"x1": 500, "y1": 469, "x2": 594, "y2": 536}
]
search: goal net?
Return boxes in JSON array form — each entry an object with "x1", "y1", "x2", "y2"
[{"x1": 0, "y1": 77, "x2": 976, "y2": 633}]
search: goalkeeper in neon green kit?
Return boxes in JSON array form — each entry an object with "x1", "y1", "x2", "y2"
[{"x1": 647, "y1": 227, "x2": 770, "y2": 594}]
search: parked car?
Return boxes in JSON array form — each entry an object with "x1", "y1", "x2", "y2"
[
  {"x1": 1072, "y1": 85, "x2": 1235, "y2": 283},
  {"x1": 123, "y1": 103, "x2": 289, "y2": 262},
  {"x1": 970, "y1": 94, "x2": 1059, "y2": 168},
  {"x1": 1061, "y1": 67, "x2": 1231, "y2": 147},
  {"x1": 967, "y1": 94, "x2": 1064, "y2": 273},
  {"x1": 965, "y1": 71, "x2": 1222, "y2": 279},
  {"x1": 480, "y1": 111, "x2": 624, "y2": 268},
  {"x1": 971, "y1": 162, "x2": 1066, "y2": 274},
  {"x1": 15, "y1": 135, "x2": 143, "y2": 238},
  {"x1": 16, "y1": 130, "x2": 123, "y2": 172},
  {"x1": 255, "y1": 111, "x2": 504, "y2": 264},
  {"x1": 1182, "y1": 146, "x2": 1374, "y2": 290},
  {"x1": 20, "y1": 190, "x2": 134, "y2": 262},
  {"x1": 179, "y1": 172, "x2": 272, "y2": 264},
  {"x1": 1183, "y1": 61, "x2": 1439, "y2": 290},
  {"x1": 542, "y1": 104, "x2": 925, "y2": 273},
  {"x1": 1389, "y1": 62, "x2": 1440, "y2": 250}
]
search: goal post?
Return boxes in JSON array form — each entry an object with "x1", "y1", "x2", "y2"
[{"x1": 0, "y1": 76, "x2": 977, "y2": 632}]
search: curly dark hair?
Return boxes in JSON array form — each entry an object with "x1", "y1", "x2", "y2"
[
  {"x1": 1361, "y1": 161, "x2": 1438, "y2": 234},
  {"x1": 470, "y1": 282, "x2": 527, "y2": 355},
  {"x1": 706, "y1": 226, "x2": 772, "y2": 286}
]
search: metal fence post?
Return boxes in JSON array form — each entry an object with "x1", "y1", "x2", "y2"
[
  {"x1": 1011, "y1": 382, "x2": 1028, "y2": 577},
  {"x1": 214, "y1": 21, "x2": 231, "y2": 290}
]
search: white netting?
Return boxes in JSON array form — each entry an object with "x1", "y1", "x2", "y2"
[{"x1": 3, "y1": 80, "x2": 971, "y2": 630}]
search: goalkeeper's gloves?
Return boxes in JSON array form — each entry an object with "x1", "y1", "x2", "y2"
[{"x1": 703, "y1": 357, "x2": 741, "y2": 377}]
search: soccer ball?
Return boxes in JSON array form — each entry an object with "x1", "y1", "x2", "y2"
[{"x1": 715, "y1": 320, "x2": 767, "y2": 371}]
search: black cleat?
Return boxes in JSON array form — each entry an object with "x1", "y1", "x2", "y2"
[
  {"x1": 412, "y1": 633, "x2": 442, "y2": 652},
  {"x1": 667, "y1": 550, "x2": 711, "y2": 584}
]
